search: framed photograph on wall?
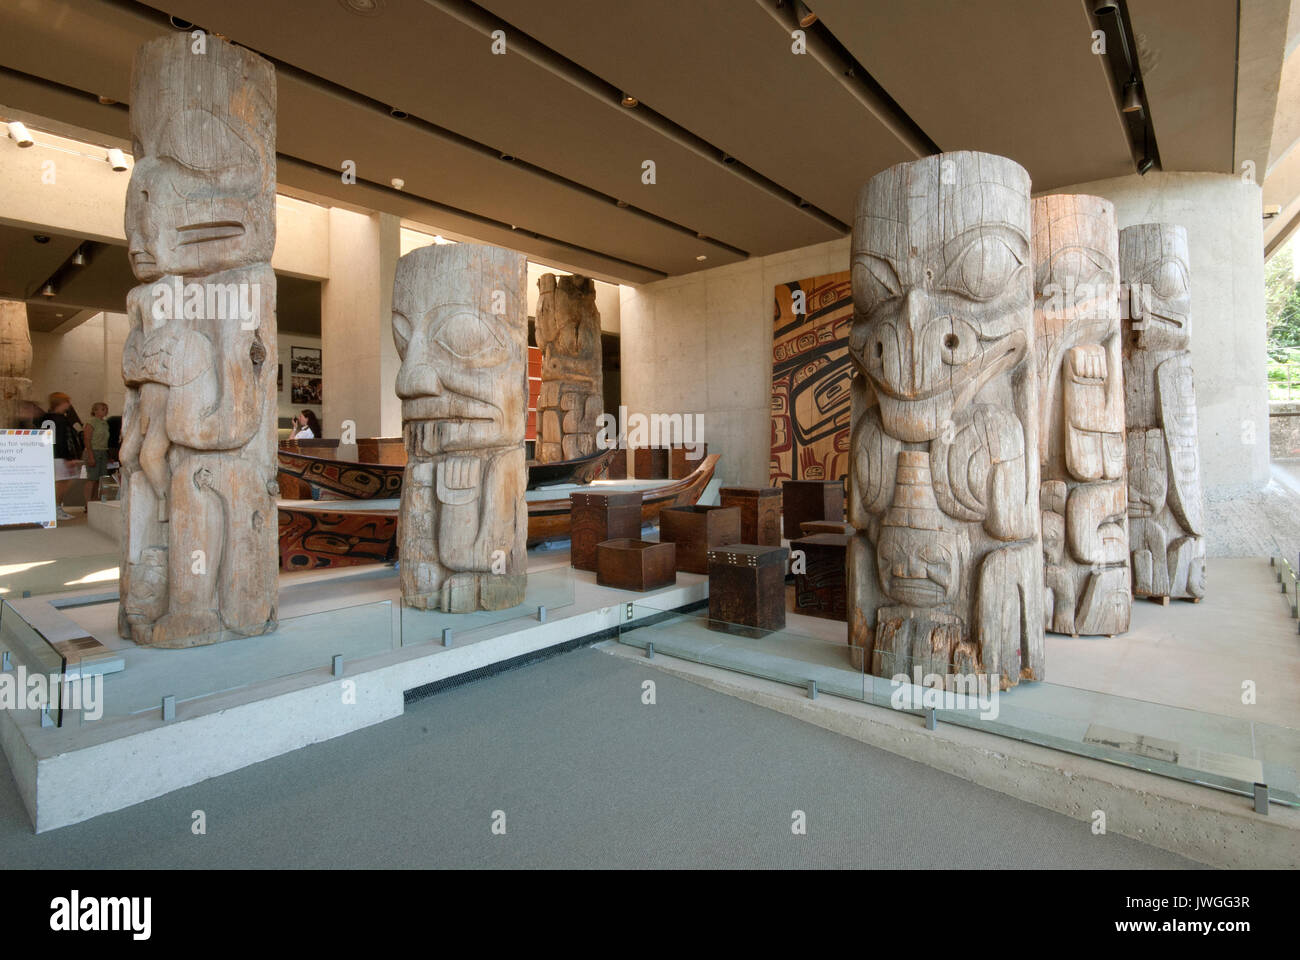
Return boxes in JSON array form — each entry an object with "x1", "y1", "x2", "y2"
[
  {"x1": 277, "y1": 363, "x2": 283, "y2": 391},
  {"x1": 292, "y1": 376, "x2": 322, "y2": 405},
  {"x1": 291, "y1": 345, "x2": 321, "y2": 376}
]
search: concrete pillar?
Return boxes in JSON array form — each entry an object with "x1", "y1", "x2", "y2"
[
  {"x1": 101, "y1": 311, "x2": 128, "y2": 418},
  {"x1": 1042, "y1": 172, "x2": 1268, "y2": 498},
  {"x1": 321, "y1": 208, "x2": 401, "y2": 441}
]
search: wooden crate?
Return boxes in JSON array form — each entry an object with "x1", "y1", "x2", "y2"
[
  {"x1": 780, "y1": 479, "x2": 845, "y2": 540},
  {"x1": 659, "y1": 505, "x2": 741, "y2": 574},
  {"x1": 633, "y1": 447, "x2": 669, "y2": 479},
  {"x1": 570, "y1": 490, "x2": 642, "y2": 571},
  {"x1": 790, "y1": 533, "x2": 849, "y2": 621},
  {"x1": 669, "y1": 443, "x2": 709, "y2": 479},
  {"x1": 719, "y1": 486, "x2": 782, "y2": 546},
  {"x1": 707, "y1": 544, "x2": 789, "y2": 635},
  {"x1": 356, "y1": 437, "x2": 407, "y2": 465},
  {"x1": 595, "y1": 539, "x2": 676, "y2": 592},
  {"x1": 605, "y1": 448, "x2": 628, "y2": 480}
]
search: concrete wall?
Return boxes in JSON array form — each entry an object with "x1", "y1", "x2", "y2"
[
  {"x1": 29, "y1": 313, "x2": 106, "y2": 418},
  {"x1": 620, "y1": 237, "x2": 849, "y2": 487}
]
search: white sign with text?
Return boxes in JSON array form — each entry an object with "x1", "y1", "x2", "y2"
[{"x1": 0, "y1": 429, "x2": 56, "y2": 527}]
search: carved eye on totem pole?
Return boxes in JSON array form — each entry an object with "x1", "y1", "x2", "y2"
[{"x1": 391, "y1": 244, "x2": 526, "y2": 456}]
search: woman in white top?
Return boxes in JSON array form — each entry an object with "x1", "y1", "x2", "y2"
[{"x1": 289, "y1": 409, "x2": 321, "y2": 440}]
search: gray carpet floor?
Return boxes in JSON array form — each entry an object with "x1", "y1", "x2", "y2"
[{"x1": 0, "y1": 646, "x2": 1200, "y2": 868}]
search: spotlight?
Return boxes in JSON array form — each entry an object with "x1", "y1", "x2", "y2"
[
  {"x1": 390, "y1": 177, "x2": 405, "y2": 190},
  {"x1": 795, "y1": 1, "x2": 818, "y2": 27},
  {"x1": 169, "y1": 16, "x2": 194, "y2": 29},
  {"x1": 1263, "y1": 204, "x2": 1281, "y2": 220},
  {"x1": 97, "y1": 95, "x2": 117, "y2": 105},
  {"x1": 1092, "y1": 0, "x2": 1119, "y2": 15},
  {"x1": 615, "y1": 199, "x2": 629, "y2": 208},
  {"x1": 33, "y1": 235, "x2": 49, "y2": 244},
  {"x1": 499, "y1": 153, "x2": 515, "y2": 162},
  {"x1": 41, "y1": 283, "x2": 56, "y2": 298},
  {"x1": 107, "y1": 147, "x2": 129, "y2": 171},
  {"x1": 1137, "y1": 156, "x2": 1154, "y2": 175},
  {"x1": 1122, "y1": 80, "x2": 1143, "y2": 114},
  {"x1": 695, "y1": 255, "x2": 707, "y2": 262},
  {"x1": 6, "y1": 121, "x2": 34, "y2": 147},
  {"x1": 71, "y1": 249, "x2": 86, "y2": 267},
  {"x1": 621, "y1": 94, "x2": 638, "y2": 108},
  {"x1": 389, "y1": 107, "x2": 408, "y2": 119}
]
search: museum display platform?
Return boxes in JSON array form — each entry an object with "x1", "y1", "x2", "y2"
[
  {"x1": 0, "y1": 541, "x2": 708, "y2": 833},
  {"x1": 612, "y1": 557, "x2": 1300, "y2": 814}
]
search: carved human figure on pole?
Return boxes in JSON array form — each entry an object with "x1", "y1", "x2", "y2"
[
  {"x1": 535, "y1": 273, "x2": 603, "y2": 462},
  {"x1": 119, "y1": 33, "x2": 279, "y2": 647},
  {"x1": 392, "y1": 243, "x2": 528, "y2": 611},
  {"x1": 848, "y1": 151, "x2": 1044, "y2": 689},
  {"x1": 1032, "y1": 194, "x2": 1130, "y2": 636},
  {"x1": 1120, "y1": 223, "x2": 1206, "y2": 602}
]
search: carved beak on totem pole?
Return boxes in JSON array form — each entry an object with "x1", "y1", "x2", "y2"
[{"x1": 1124, "y1": 241, "x2": 1190, "y2": 354}]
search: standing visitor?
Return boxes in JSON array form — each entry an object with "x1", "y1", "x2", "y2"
[
  {"x1": 45, "y1": 392, "x2": 83, "y2": 520},
  {"x1": 83, "y1": 401, "x2": 112, "y2": 503}
]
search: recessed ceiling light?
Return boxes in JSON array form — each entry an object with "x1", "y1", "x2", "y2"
[
  {"x1": 696, "y1": 255, "x2": 707, "y2": 262},
  {"x1": 169, "y1": 16, "x2": 194, "y2": 29},
  {"x1": 621, "y1": 94, "x2": 638, "y2": 108},
  {"x1": 615, "y1": 199, "x2": 628, "y2": 208},
  {"x1": 97, "y1": 95, "x2": 117, "y2": 105},
  {"x1": 795, "y1": 1, "x2": 818, "y2": 27},
  {"x1": 499, "y1": 153, "x2": 515, "y2": 162},
  {"x1": 33, "y1": 234, "x2": 49, "y2": 244},
  {"x1": 390, "y1": 177, "x2": 405, "y2": 190},
  {"x1": 390, "y1": 107, "x2": 408, "y2": 119},
  {"x1": 339, "y1": 0, "x2": 385, "y2": 15},
  {"x1": 55, "y1": 313, "x2": 64, "y2": 318}
]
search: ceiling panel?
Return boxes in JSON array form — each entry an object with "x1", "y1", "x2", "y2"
[
  {"x1": 1128, "y1": 0, "x2": 1237, "y2": 173},
  {"x1": 811, "y1": 0, "x2": 1136, "y2": 191},
  {"x1": 0, "y1": 225, "x2": 80, "y2": 300},
  {"x1": 144, "y1": 0, "x2": 841, "y2": 254},
  {"x1": 477, "y1": 0, "x2": 923, "y2": 222}
]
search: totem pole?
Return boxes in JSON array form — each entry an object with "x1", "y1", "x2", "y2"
[
  {"x1": 119, "y1": 33, "x2": 279, "y2": 647},
  {"x1": 535, "y1": 273, "x2": 603, "y2": 463},
  {"x1": 848, "y1": 151, "x2": 1044, "y2": 688},
  {"x1": 1120, "y1": 223, "x2": 1206, "y2": 602},
  {"x1": 392, "y1": 243, "x2": 528, "y2": 611},
  {"x1": 0, "y1": 300, "x2": 32, "y2": 429},
  {"x1": 1032, "y1": 194, "x2": 1130, "y2": 636}
]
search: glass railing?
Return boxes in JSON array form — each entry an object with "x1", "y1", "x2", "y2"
[
  {"x1": 0, "y1": 598, "x2": 68, "y2": 726},
  {"x1": 399, "y1": 565, "x2": 575, "y2": 647},
  {"x1": 615, "y1": 601, "x2": 1300, "y2": 809}
]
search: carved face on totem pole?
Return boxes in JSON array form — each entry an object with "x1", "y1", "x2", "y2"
[
  {"x1": 1121, "y1": 225, "x2": 1190, "y2": 355},
  {"x1": 391, "y1": 243, "x2": 528, "y2": 613},
  {"x1": 125, "y1": 35, "x2": 276, "y2": 281},
  {"x1": 392, "y1": 244, "x2": 527, "y2": 455},
  {"x1": 848, "y1": 151, "x2": 1043, "y2": 687}
]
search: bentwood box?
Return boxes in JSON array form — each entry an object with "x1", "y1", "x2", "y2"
[
  {"x1": 707, "y1": 543, "x2": 789, "y2": 635},
  {"x1": 595, "y1": 539, "x2": 676, "y2": 592},
  {"x1": 790, "y1": 532, "x2": 849, "y2": 621},
  {"x1": 633, "y1": 446, "x2": 670, "y2": 479},
  {"x1": 605, "y1": 448, "x2": 628, "y2": 480},
  {"x1": 669, "y1": 443, "x2": 708, "y2": 479},
  {"x1": 570, "y1": 490, "x2": 642, "y2": 571},
  {"x1": 780, "y1": 479, "x2": 846, "y2": 540},
  {"x1": 659, "y1": 505, "x2": 741, "y2": 574},
  {"x1": 719, "y1": 486, "x2": 782, "y2": 546}
]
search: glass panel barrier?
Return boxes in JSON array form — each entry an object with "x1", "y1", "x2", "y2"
[
  {"x1": 0, "y1": 598, "x2": 67, "y2": 725},
  {"x1": 0, "y1": 554, "x2": 121, "y2": 600},
  {"x1": 398, "y1": 565, "x2": 575, "y2": 647},
  {"x1": 618, "y1": 603, "x2": 1299, "y2": 808}
]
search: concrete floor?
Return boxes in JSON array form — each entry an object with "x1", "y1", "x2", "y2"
[{"x1": 0, "y1": 646, "x2": 1197, "y2": 868}]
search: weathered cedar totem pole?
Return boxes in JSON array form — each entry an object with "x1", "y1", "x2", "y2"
[
  {"x1": 848, "y1": 151, "x2": 1045, "y2": 688},
  {"x1": 535, "y1": 273, "x2": 603, "y2": 462},
  {"x1": 1032, "y1": 195, "x2": 1131, "y2": 636},
  {"x1": 119, "y1": 34, "x2": 279, "y2": 647},
  {"x1": 392, "y1": 243, "x2": 528, "y2": 611},
  {"x1": 0, "y1": 300, "x2": 32, "y2": 429},
  {"x1": 1120, "y1": 223, "x2": 1206, "y2": 602}
]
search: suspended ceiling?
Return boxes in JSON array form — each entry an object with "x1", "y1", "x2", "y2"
[{"x1": 0, "y1": 0, "x2": 1274, "y2": 286}]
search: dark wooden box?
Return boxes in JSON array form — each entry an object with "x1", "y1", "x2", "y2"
[
  {"x1": 570, "y1": 490, "x2": 642, "y2": 571},
  {"x1": 595, "y1": 539, "x2": 676, "y2": 592},
  {"x1": 633, "y1": 447, "x2": 670, "y2": 479},
  {"x1": 356, "y1": 437, "x2": 407, "y2": 465},
  {"x1": 605, "y1": 448, "x2": 628, "y2": 480},
  {"x1": 669, "y1": 443, "x2": 709, "y2": 479},
  {"x1": 781, "y1": 479, "x2": 846, "y2": 540},
  {"x1": 799, "y1": 520, "x2": 854, "y2": 536},
  {"x1": 707, "y1": 544, "x2": 789, "y2": 636},
  {"x1": 659, "y1": 505, "x2": 741, "y2": 574},
  {"x1": 790, "y1": 533, "x2": 849, "y2": 621},
  {"x1": 719, "y1": 486, "x2": 782, "y2": 546}
]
